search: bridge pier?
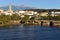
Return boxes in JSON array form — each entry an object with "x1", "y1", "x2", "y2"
[
  {"x1": 41, "y1": 20, "x2": 50, "y2": 26},
  {"x1": 50, "y1": 21, "x2": 53, "y2": 27},
  {"x1": 53, "y1": 21, "x2": 60, "y2": 27}
]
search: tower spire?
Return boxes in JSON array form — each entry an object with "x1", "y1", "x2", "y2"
[
  {"x1": 8, "y1": 4, "x2": 13, "y2": 13},
  {"x1": 9, "y1": 4, "x2": 12, "y2": 11}
]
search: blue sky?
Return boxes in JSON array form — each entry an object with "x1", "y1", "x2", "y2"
[{"x1": 0, "y1": 0, "x2": 60, "y2": 9}]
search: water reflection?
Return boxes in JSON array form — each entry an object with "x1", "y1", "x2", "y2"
[{"x1": 0, "y1": 25, "x2": 60, "y2": 40}]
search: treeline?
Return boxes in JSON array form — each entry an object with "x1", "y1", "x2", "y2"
[
  {"x1": 25, "y1": 9, "x2": 60, "y2": 13},
  {"x1": 0, "y1": 14, "x2": 20, "y2": 24},
  {"x1": 40, "y1": 16, "x2": 60, "y2": 20}
]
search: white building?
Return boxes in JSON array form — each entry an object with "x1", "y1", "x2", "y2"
[
  {"x1": 4, "y1": 11, "x2": 13, "y2": 15},
  {"x1": 0, "y1": 9, "x2": 4, "y2": 13},
  {"x1": 0, "y1": 9, "x2": 4, "y2": 15},
  {"x1": 39, "y1": 12, "x2": 48, "y2": 16},
  {"x1": 25, "y1": 11, "x2": 38, "y2": 15},
  {"x1": 51, "y1": 11, "x2": 60, "y2": 16},
  {"x1": 19, "y1": 11, "x2": 25, "y2": 13},
  {"x1": 18, "y1": 10, "x2": 38, "y2": 16}
]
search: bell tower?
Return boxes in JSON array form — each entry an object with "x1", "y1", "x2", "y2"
[
  {"x1": 9, "y1": 5, "x2": 12, "y2": 12},
  {"x1": 8, "y1": 5, "x2": 13, "y2": 13}
]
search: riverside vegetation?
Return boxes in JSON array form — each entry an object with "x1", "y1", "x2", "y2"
[
  {"x1": 0, "y1": 14, "x2": 20, "y2": 26},
  {"x1": 0, "y1": 13, "x2": 60, "y2": 26}
]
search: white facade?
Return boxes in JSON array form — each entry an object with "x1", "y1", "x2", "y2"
[
  {"x1": 0, "y1": 9, "x2": 4, "y2": 15},
  {"x1": 0, "y1": 9, "x2": 4, "y2": 13},
  {"x1": 51, "y1": 11, "x2": 60, "y2": 16},
  {"x1": 18, "y1": 10, "x2": 38, "y2": 16},
  {"x1": 4, "y1": 11, "x2": 13, "y2": 15},
  {"x1": 51, "y1": 11, "x2": 55, "y2": 16},
  {"x1": 25, "y1": 11, "x2": 38, "y2": 15},
  {"x1": 40, "y1": 12, "x2": 48, "y2": 16},
  {"x1": 19, "y1": 11, "x2": 25, "y2": 14}
]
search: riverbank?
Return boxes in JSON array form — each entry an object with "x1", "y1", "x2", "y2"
[
  {"x1": 0, "y1": 20, "x2": 21, "y2": 27},
  {"x1": 20, "y1": 20, "x2": 60, "y2": 27},
  {"x1": 0, "y1": 20, "x2": 60, "y2": 27}
]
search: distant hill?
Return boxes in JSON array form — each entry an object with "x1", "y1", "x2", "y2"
[
  {"x1": 0, "y1": 5, "x2": 60, "y2": 13},
  {"x1": 0, "y1": 5, "x2": 38, "y2": 10}
]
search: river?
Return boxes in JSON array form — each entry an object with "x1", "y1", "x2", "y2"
[{"x1": 0, "y1": 25, "x2": 60, "y2": 40}]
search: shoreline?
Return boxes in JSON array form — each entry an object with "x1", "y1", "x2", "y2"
[{"x1": 0, "y1": 20, "x2": 60, "y2": 27}]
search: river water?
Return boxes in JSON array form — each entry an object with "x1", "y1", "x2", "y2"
[{"x1": 0, "y1": 25, "x2": 60, "y2": 40}]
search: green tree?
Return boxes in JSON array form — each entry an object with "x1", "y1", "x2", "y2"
[
  {"x1": 0, "y1": 15, "x2": 11, "y2": 24},
  {"x1": 11, "y1": 14, "x2": 20, "y2": 20},
  {"x1": 22, "y1": 15, "x2": 29, "y2": 21}
]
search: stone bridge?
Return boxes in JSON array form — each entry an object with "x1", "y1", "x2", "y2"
[{"x1": 20, "y1": 20, "x2": 60, "y2": 27}]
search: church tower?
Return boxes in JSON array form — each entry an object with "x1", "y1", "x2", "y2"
[
  {"x1": 9, "y1": 5, "x2": 12, "y2": 12},
  {"x1": 8, "y1": 5, "x2": 13, "y2": 13}
]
